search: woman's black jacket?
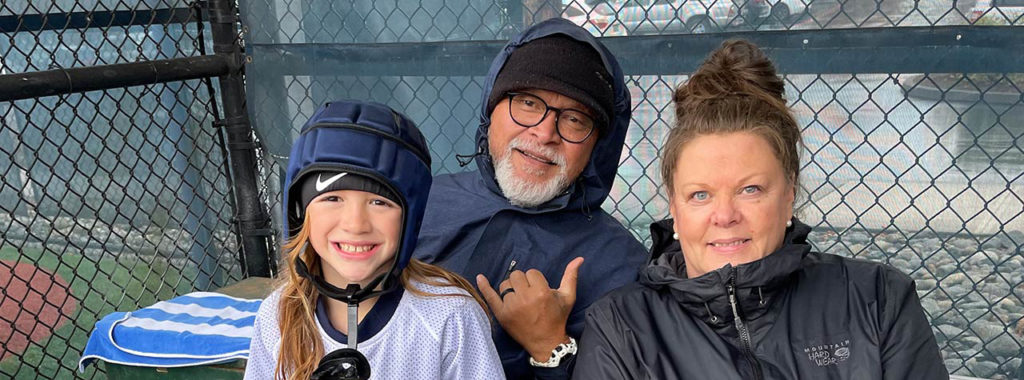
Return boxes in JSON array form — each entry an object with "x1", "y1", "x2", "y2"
[{"x1": 572, "y1": 219, "x2": 948, "y2": 380}]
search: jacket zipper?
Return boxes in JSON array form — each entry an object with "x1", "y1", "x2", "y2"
[{"x1": 727, "y1": 272, "x2": 764, "y2": 380}]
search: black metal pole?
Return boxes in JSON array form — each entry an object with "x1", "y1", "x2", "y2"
[
  {"x1": 208, "y1": 0, "x2": 274, "y2": 277},
  {"x1": 0, "y1": 55, "x2": 230, "y2": 102}
]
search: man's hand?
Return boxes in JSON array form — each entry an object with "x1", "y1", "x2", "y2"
[{"x1": 477, "y1": 257, "x2": 584, "y2": 362}]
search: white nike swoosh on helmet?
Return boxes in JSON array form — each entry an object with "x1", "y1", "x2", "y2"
[{"x1": 315, "y1": 172, "x2": 348, "y2": 192}]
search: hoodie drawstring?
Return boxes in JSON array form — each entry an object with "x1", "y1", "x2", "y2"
[
  {"x1": 704, "y1": 302, "x2": 720, "y2": 324},
  {"x1": 757, "y1": 286, "x2": 766, "y2": 306},
  {"x1": 575, "y1": 177, "x2": 592, "y2": 221},
  {"x1": 580, "y1": 178, "x2": 593, "y2": 221},
  {"x1": 456, "y1": 145, "x2": 485, "y2": 167}
]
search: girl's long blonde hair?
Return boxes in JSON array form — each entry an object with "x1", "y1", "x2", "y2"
[{"x1": 273, "y1": 213, "x2": 489, "y2": 380}]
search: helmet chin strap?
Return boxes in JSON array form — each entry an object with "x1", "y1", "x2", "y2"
[
  {"x1": 297, "y1": 242, "x2": 386, "y2": 380},
  {"x1": 293, "y1": 243, "x2": 399, "y2": 345},
  {"x1": 293, "y1": 243, "x2": 394, "y2": 304}
]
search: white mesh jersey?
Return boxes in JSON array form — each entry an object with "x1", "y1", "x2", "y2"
[{"x1": 244, "y1": 280, "x2": 505, "y2": 380}]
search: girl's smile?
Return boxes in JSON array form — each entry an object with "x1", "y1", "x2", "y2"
[{"x1": 331, "y1": 241, "x2": 382, "y2": 260}]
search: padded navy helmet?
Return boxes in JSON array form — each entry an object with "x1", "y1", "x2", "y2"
[{"x1": 282, "y1": 100, "x2": 432, "y2": 303}]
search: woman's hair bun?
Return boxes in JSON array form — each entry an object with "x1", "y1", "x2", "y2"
[
  {"x1": 675, "y1": 39, "x2": 785, "y2": 105},
  {"x1": 664, "y1": 39, "x2": 802, "y2": 200}
]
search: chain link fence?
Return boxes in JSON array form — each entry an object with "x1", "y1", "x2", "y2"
[
  {"x1": 241, "y1": 0, "x2": 1023, "y2": 379},
  {"x1": 0, "y1": 1, "x2": 265, "y2": 378}
]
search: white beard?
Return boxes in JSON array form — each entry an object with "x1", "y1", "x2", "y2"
[{"x1": 492, "y1": 136, "x2": 571, "y2": 208}]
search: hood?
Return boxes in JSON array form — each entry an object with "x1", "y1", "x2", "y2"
[
  {"x1": 472, "y1": 18, "x2": 631, "y2": 212},
  {"x1": 283, "y1": 100, "x2": 433, "y2": 296}
]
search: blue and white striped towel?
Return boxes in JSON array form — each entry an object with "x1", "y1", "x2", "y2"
[{"x1": 79, "y1": 291, "x2": 262, "y2": 371}]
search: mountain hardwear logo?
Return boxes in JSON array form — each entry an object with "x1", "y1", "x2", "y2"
[
  {"x1": 316, "y1": 173, "x2": 347, "y2": 191},
  {"x1": 803, "y1": 339, "x2": 850, "y2": 367}
]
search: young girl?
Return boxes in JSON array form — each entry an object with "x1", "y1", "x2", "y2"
[{"x1": 244, "y1": 100, "x2": 504, "y2": 380}]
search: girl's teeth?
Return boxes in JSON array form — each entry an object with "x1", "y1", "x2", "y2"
[{"x1": 339, "y1": 244, "x2": 373, "y2": 253}]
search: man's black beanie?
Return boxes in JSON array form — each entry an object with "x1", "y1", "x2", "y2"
[{"x1": 487, "y1": 35, "x2": 615, "y2": 132}]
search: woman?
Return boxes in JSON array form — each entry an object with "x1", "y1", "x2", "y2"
[
  {"x1": 572, "y1": 40, "x2": 947, "y2": 379},
  {"x1": 244, "y1": 100, "x2": 503, "y2": 380}
]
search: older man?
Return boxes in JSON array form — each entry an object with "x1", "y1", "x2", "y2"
[{"x1": 414, "y1": 18, "x2": 647, "y2": 379}]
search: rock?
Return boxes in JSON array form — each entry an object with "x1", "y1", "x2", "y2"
[
  {"x1": 847, "y1": 243, "x2": 865, "y2": 254},
  {"x1": 965, "y1": 358, "x2": 999, "y2": 378},
  {"x1": 921, "y1": 298, "x2": 940, "y2": 314},
  {"x1": 964, "y1": 291, "x2": 986, "y2": 304},
  {"x1": 875, "y1": 239, "x2": 893, "y2": 251},
  {"x1": 890, "y1": 258, "x2": 910, "y2": 272},
  {"x1": 1000, "y1": 358, "x2": 1021, "y2": 377},
  {"x1": 975, "y1": 323, "x2": 1006, "y2": 341},
  {"x1": 951, "y1": 334, "x2": 982, "y2": 351},
  {"x1": 950, "y1": 236, "x2": 979, "y2": 251},
  {"x1": 966, "y1": 254, "x2": 996, "y2": 274},
  {"x1": 947, "y1": 359, "x2": 967, "y2": 375},
  {"x1": 917, "y1": 278, "x2": 937, "y2": 291},
  {"x1": 1001, "y1": 258, "x2": 1022, "y2": 273},
  {"x1": 938, "y1": 324, "x2": 963, "y2": 339},
  {"x1": 936, "y1": 298, "x2": 953, "y2": 311},
  {"x1": 52, "y1": 216, "x2": 75, "y2": 233},
  {"x1": 997, "y1": 298, "x2": 1021, "y2": 311},
  {"x1": 937, "y1": 263, "x2": 958, "y2": 277},
  {"x1": 943, "y1": 272, "x2": 968, "y2": 285},
  {"x1": 963, "y1": 309, "x2": 988, "y2": 321},
  {"x1": 1007, "y1": 230, "x2": 1024, "y2": 246},
  {"x1": 981, "y1": 235, "x2": 1013, "y2": 251},
  {"x1": 944, "y1": 285, "x2": 968, "y2": 299},
  {"x1": 960, "y1": 335, "x2": 983, "y2": 349},
  {"x1": 960, "y1": 301, "x2": 989, "y2": 310},
  {"x1": 846, "y1": 231, "x2": 871, "y2": 243},
  {"x1": 985, "y1": 334, "x2": 1021, "y2": 358},
  {"x1": 980, "y1": 283, "x2": 1011, "y2": 302}
]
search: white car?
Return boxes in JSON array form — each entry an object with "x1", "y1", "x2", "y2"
[
  {"x1": 562, "y1": 1, "x2": 629, "y2": 36},
  {"x1": 610, "y1": 0, "x2": 762, "y2": 34},
  {"x1": 763, "y1": 0, "x2": 807, "y2": 22},
  {"x1": 970, "y1": 0, "x2": 1024, "y2": 24}
]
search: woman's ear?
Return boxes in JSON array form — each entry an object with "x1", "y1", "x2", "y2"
[{"x1": 667, "y1": 193, "x2": 682, "y2": 232}]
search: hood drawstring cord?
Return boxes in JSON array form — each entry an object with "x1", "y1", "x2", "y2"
[
  {"x1": 704, "y1": 302, "x2": 720, "y2": 324},
  {"x1": 456, "y1": 145, "x2": 485, "y2": 167},
  {"x1": 579, "y1": 177, "x2": 593, "y2": 221},
  {"x1": 757, "y1": 287, "x2": 766, "y2": 306}
]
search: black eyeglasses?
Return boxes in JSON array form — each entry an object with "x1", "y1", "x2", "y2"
[{"x1": 506, "y1": 92, "x2": 597, "y2": 144}]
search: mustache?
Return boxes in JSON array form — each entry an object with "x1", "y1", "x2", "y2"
[{"x1": 507, "y1": 137, "x2": 567, "y2": 166}]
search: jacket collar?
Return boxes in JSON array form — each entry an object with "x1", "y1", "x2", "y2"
[{"x1": 640, "y1": 219, "x2": 812, "y2": 328}]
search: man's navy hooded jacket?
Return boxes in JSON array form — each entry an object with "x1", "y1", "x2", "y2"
[{"x1": 413, "y1": 18, "x2": 648, "y2": 380}]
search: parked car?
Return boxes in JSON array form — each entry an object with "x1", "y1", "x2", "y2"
[
  {"x1": 562, "y1": 1, "x2": 629, "y2": 36},
  {"x1": 763, "y1": 0, "x2": 807, "y2": 22},
  {"x1": 737, "y1": 0, "x2": 771, "y2": 24},
  {"x1": 612, "y1": 0, "x2": 722, "y2": 34},
  {"x1": 609, "y1": 0, "x2": 767, "y2": 34},
  {"x1": 970, "y1": 0, "x2": 1024, "y2": 24}
]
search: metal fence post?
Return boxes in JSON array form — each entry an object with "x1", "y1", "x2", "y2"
[{"x1": 208, "y1": 0, "x2": 274, "y2": 278}]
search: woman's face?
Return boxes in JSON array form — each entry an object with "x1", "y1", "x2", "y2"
[
  {"x1": 306, "y1": 189, "x2": 402, "y2": 288},
  {"x1": 668, "y1": 132, "x2": 794, "y2": 279}
]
